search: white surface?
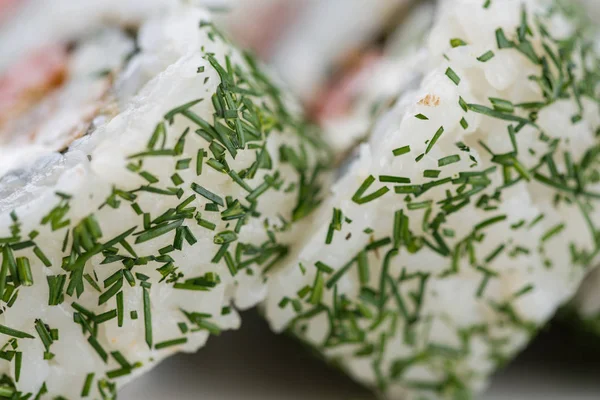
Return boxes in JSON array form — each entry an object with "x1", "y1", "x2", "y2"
[{"x1": 121, "y1": 311, "x2": 600, "y2": 399}]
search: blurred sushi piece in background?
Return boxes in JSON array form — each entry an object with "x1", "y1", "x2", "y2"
[
  {"x1": 311, "y1": 1, "x2": 435, "y2": 160},
  {"x1": 0, "y1": 30, "x2": 135, "y2": 176},
  {"x1": 217, "y1": 0, "x2": 412, "y2": 103}
]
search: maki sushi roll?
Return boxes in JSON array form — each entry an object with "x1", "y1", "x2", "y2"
[
  {"x1": 313, "y1": 1, "x2": 435, "y2": 159},
  {"x1": 0, "y1": 4, "x2": 329, "y2": 399},
  {"x1": 264, "y1": 0, "x2": 600, "y2": 398}
]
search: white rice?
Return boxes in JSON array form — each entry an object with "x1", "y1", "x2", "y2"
[{"x1": 264, "y1": 0, "x2": 600, "y2": 398}]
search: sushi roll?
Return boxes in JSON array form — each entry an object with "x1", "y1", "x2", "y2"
[
  {"x1": 0, "y1": 4, "x2": 329, "y2": 399},
  {"x1": 264, "y1": 0, "x2": 600, "y2": 398},
  {"x1": 313, "y1": 1, "x2": 435, "y2": 159}
]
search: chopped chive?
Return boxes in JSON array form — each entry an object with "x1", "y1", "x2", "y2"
[
  {"x1": 485, "y1": 244, "x2": 506, "y2": 264},
  {"x1": 489, "y1": 97, "x2": 514, "y2": 113},
  {"x1": 139, "y1": 171, "x2": 159, "y2": 184},
  {"x1": 475, "y1": 215, "x2": 507, "y2": 231},
  {"x1": 394, "y1": 185, "x2": 421, "y2": 194},
  {"x1": 0, "y1": 324, "x2": 34, "y2": 339},
  {"x1": 155, "y1": 337, "x2": 188, "y2": 350},
  {"x1": 205, "y1": 203, "x2": 220, "y2": 212},
  {"x1": 352, "y1": 175, "x2": 390, "y2": 205},
  {"x1": 196, "y1": 214, "x2": 216, "y2": 231},
  {"x1": 164, "y1": 98, "x2": 204, "y2": 122},
  {"x1": 33, "y1": 246, "x2": 51, "y2": 267},
  {"x1": 213, "y1": 230, "x2": 237, "y2": 244},
  {"x1": 378, "y1": 249, "x2": 399, "y2": 312},
  {"x1": 81, "y1": 373, "x2": 94, "y2": 397},
  {"x1": 95, "y1": 309, "x2": 117, "y2": 324},
  {"x1": 379, "y1": 176, "x2": 411, "y2": 184},
  {"x1": 450, "y1": 38, "x2": 467, "y2": 48},
  {"x1": 445, "y1": 68, "x2": 461, "y2": 85},
  {"x1": 191, "y1": 183, "x2": 224, "y2": 206},
  {"x1": 211, "y1": 243, "x2": 229, "y2": 263},
  {"x1": 407, "y1": 200, "x2": 432, "y2": 210},
  {"x1": 438, "y1": 155, "x2": 461, "y2": 167},
  {"x1": 135, "y1": 219, "x2": 183, "y2": 244},
  {"x1": 297, "y1": 286, "x2": 311, "y2": 299},
  {"x1": 106, "y1": 368, "x2": 132, "y2": 379},
  {"x1": 325, "y1": 258, "x2": 356, "y2": 289},
  {"x1": 541, "y1": 224, "x2": 565, "y2": 242},
  {"x1": 325, "y1": 208, "x2": 343, "y2": 245},
  {"x1": 171, "y1": 173, "x2": 184, "y2": 186},
  {"x1": 309, "y1": 271, "x2": 324, "y2": 305},
  {"x1": 514, "y1": 284, "x2": 534, "y2": 298},
  {"x1": 128, "y1": 149, "x2": 176, "y2": 159},
  {"x1": 477, "y1": 50, "x2": 495, "y2": 62},
  {"x1": 357, "y1": 250, "x2": 369, "y2": 285},
  {"x1": 196, "y1": 149, "x2": 205, "y2": 176},
  {"x1": 392, "y1": 146, "x2": 411, "y2": 157},
  {"x1": 426, "y1": 126, "x2": 445, "y2": 154},
  {"x1": 315, "y1": 261, "x2": 334, "y2": 274},
  {"x1": 16, "y1": 257, "x2": 33, "y2": 286},
  {"x1": 458, "y1": 96, "x2": 468, "y2": 112},
  {"x1": 424, "y1": 170, "x2": 441, "y2": 178},
  {"x1": 87, "y1": 335, "x2": 108, "y2": 363},
  {"x1": 496, "y1": 28, "x2": 513, "y2": 49},
  {"x1": 14, "y1": 351, "x2": 21, "y2": 382},
  {"x1": 117, "y1": 291, "x2": 124, "y2": 328},
  {"x1": 176, "y1": 158, "x2": 192, "y2": 170},
  {"x1": 143, "y1": 287, "x2": 152, "y2": 348},
  {"x1": 147, "y1": 122, "x2": 166, "y2": 150},
  {"x1": 82, "y1": 274, "x2": 101, "y2": 292},
  {"x1": 98, "y1": 278, "x2": 123, "y2": 305},
  {"x1": 228, "y1": 170, "x2": 252, "y2": 192}
]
